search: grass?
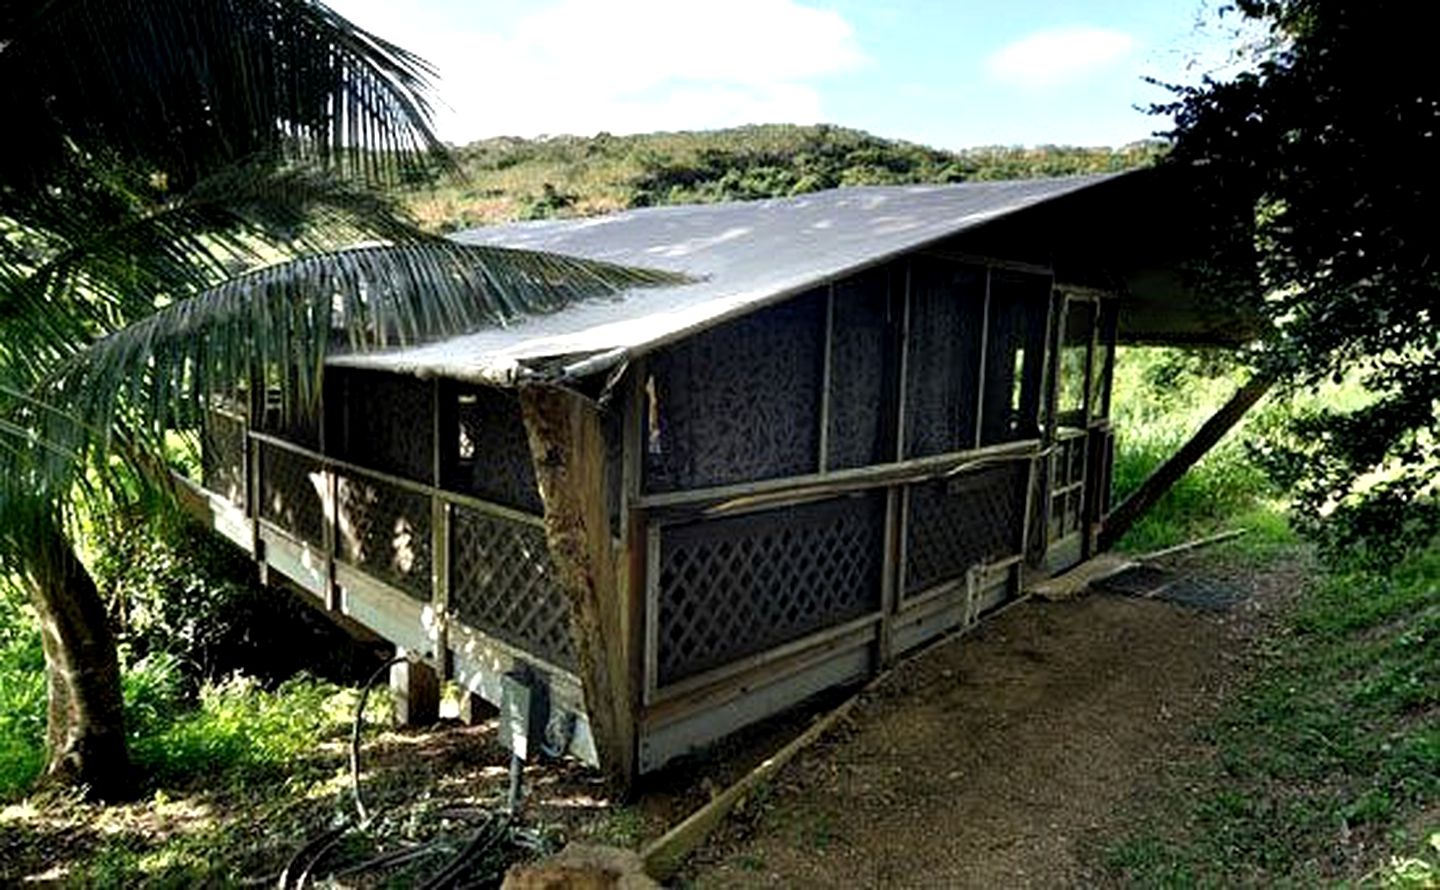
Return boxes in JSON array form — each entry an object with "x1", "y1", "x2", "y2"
[
  {"x1": 0, "y1": 646, "x2": 366, "y2": 885},
  {"x1": 1101, "y1": 541, "x2": 1440, "y2": 885},
  {"x1": 1096, "y1": 347, "x2": 1436, "y2": 882},
  {"x1": 0, "y1": 588, "x2": 46, "y2": 799},
  {"x1": 1105, "y1": 347, "x2": 1290, "y2": 555},
  {"x1": 0, "y1": 583, "x2": 364, "y2": 802},
  {"x1": 126, "y1": 665, "x2": 360, "y2": 789}
]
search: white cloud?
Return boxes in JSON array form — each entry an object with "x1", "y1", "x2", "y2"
[
  {"x1": 328, "y1": 0, "x2": 864, "y2": 142},
  {"x1": 986, "y1": 27, "x2": 1135, "y2": 89}
]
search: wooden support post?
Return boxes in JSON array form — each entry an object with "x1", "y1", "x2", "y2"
[
  {"x1": 1100, "y1": 372, "x2": 1275, "y2": 551},
  {"x1": 432, "y1": 498, "x2": 451, "y2": 680},
  {"x1": 324, "y1": 469, "x2": 339, "y2": 611},
  {"x1": 620, "y1": 364, "x2": 649, "y2": 716},
  {"x1": 390, "y1": 648, "x2": 440, "y2": 727},
  {"x1": 519, "y1": 384, "x2": 637, "y2": 792}
]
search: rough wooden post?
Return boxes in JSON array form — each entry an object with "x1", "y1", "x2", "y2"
[
  {"x1": 1100, "y1": 372, "x2": 1275, "y2": 550},
  {"x1": 518, "y1": 383, "x2": 637, "y2": 792},
  {"x1": 390, "y1": 648, "x2": 440, "y2": 727}
]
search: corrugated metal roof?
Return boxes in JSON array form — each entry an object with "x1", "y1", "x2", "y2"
[{"x1": 329, "y1": 173, "x2": 1124, "y2": 383}]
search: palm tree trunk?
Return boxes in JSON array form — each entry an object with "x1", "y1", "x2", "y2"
[{"x1": 24, "y1": 515, "x2": 131, "y2": 801}]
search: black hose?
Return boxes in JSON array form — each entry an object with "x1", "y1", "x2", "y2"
[
  {"x1": 271, "y1": 652, "x2": 533, "y2": 888},
  {"x1": 276, "y1": 819, "x2": 352, "y2": 890},
  {"x1": 294, "y1": 827, "x2": 352, "y2": 889},
  {"x1": 415, "y1": 814, "x2": 512, "y2": 890},
  {"x1": 351, "y1": 654, "x2": 410, "y2": 823},
  {"x1": 327, "y1": 840, "x2": 446, "y2": 880}
]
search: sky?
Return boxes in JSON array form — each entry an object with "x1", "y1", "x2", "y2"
[{"x1": 327, "y1": 0, "x2": 1258, "y2": 150}]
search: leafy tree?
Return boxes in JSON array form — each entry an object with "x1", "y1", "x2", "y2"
[
  {"x1": 1156, "y1": 0, "x2": 1440, "y2": 560},
  {"x1": 0, "y1": 0, "x2": 669, "y2": 798}
]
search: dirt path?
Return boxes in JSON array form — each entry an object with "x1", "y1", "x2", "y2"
[
  {"x1": 685, "y1": 553, "x2": 1299, "y2": 888},
  {"x1": 0, "y1": 551, "x2": 1302, "y2": 886}
]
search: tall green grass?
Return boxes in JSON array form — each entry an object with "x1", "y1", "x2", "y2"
[
  {"x1": 0, "y1": 584, "x2": 46, "y2": 798},
  {"x1": 1108, "y1": 347, "x2": 1293, "y2": 554},
  {"x1": 0, "y1": 610, "x2": 357, "y2": 801},
  {"x1": 124, "y1": 654, "x2": 358, "y2": 790},
  {"x1": 0, "y1": 541, "x2": 363, "y2": 802}
]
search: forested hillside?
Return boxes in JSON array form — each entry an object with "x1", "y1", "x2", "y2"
[{"x1": 401, "y1": 124, "x2": 1165, "y2": 231}]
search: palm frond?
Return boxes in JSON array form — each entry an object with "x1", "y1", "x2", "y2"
[
  {"x1": 7, "y1": 241, "x2": 686, "y2": 496},
  {"x1": 0, "y1": 0, "x2": 450, "y2": 195},
  {"x1": 0, "y1": 160, "x2": 433, "y2": 388}
]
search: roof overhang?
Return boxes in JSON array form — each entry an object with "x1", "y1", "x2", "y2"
[{"x1": 329, "y1": 167, "x2": 1258, "y2": 385}]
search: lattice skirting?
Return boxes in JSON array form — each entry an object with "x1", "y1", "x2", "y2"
[
  {"x1": 335, "y1": 473, "x2": 432, "y2": 601},
  {"x1": 905, "y1": 462, "x2": 1026, "y2": 598},
  {"x1": 655, "y1": 493, "x2": 886, "y2": 686},
  {"x1": 449, "y1": 506, "x2": 576, "y2": 671},
  {"x1": 202, "y1": 412, "x2": 247, "y2": 508},
  {"x1": 1049, "y1": 434, "x2": 1087, "y2": 541},
  {"x1": 258, "y1": 443, "x2": 325, "y2": 546}
]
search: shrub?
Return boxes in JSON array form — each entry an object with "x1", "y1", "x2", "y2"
[
  {"x1": 94, "y1": 510, "x2": 381, "y2": 690},
  {"x1": 1108, "y1": 346, "x2": 1289, "y2": 552},
  {"x1": 0, "y1": 583, "x2": 46, "y2": 798},
  {"x1": 130, "y1": 673, "x2": 357, "y2": 789}
]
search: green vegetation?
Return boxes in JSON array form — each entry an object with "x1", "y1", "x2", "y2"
[
  {"x1": 1160, "y1": 0, "x2": 1440, "y2": 571},
  {"x1": 1103, "y1": 541, "x2": 1440, "y2": 885},
  {"x1": 1098, "y1": 348, "x2": 1437, "y2": 885},
  {"x1": 400, "y1": 124, "x2": 1166, "y2": 231},
  {"x1": 1108, "y1": 347, "x2": 1293, "y2": 556},
  {"x1": 0, "y1": 516, "x2": 372, "y2": 801},
  {"x1": 0, "y1": 582, "x2": 46, "y2": 798},
  {"x1": 125, "y1": 665, "x2": 358, "y2": 790},
  {"x1": 1, "y1": 0, "x2": 677, "y2": 799}
]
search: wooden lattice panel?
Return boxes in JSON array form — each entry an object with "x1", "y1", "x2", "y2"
[
  {"x1": 449, "y1": 506, "x2": 575, "y2": 670},
  {"x1": 827, "y1": 269, "x2": 894, "y2": 470},
  {"x1": 904, "y1": 259, "x2": 985, "y2": 458},
  {"x1": 336, "y1": 473, "x2": 432, "y2": 601},
  {"x1": 656, "y1": 493, "x2": 885, "y2": 686},
  {"x1": 644, "y1": 289, "x2": 825, "y2": 492},
  {"x1": 905, "y1": 462, "x2": 1025, "y2": 597},
  {"x1": 259, "y1": 443, "x2": 325, "y2": 546},
  {"x1": 1028, "y1": 457, "x2": 1048, "y2": 564},
  {"x1": 202, "y1": 411, "x2": 247, "y2": 508}
]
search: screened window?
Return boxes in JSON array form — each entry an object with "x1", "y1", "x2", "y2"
[
  {"x1": 260, "y1": 367, "x2": 321, "y2": 450},
  {"x1": 326, "y1": 368, "x2": 432, "y2": 482},
  {"x1": 441, "y1": 383, "x2": 543, "y2": 513},
  {"x1": 903, "y1": 258, "x2": 985, "y2": 458},
  {"x1": 644, "y1": 289, "x2": 826, "y2": 492},
  {"x1": 1057, "y1": 299, "x2": 1096, "y2": 424},
  {"x1": 827, "y1": 267, "x2": 896, "y2": 469},
  {"x1": 980, "y1": 273, "x2": 1050, "y2": 445}
]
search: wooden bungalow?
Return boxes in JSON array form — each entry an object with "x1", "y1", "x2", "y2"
[{"x1": 188, "y1": 168, "x2": 1255, "y2": 788}]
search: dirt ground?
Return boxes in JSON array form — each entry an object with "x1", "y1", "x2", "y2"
[
  {"x1": 0, "y1": 548, "x2": 1306, "y2": 886},
  {"x1": 683, "y1": 549, "x2": 1306, "y2": 888}
]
